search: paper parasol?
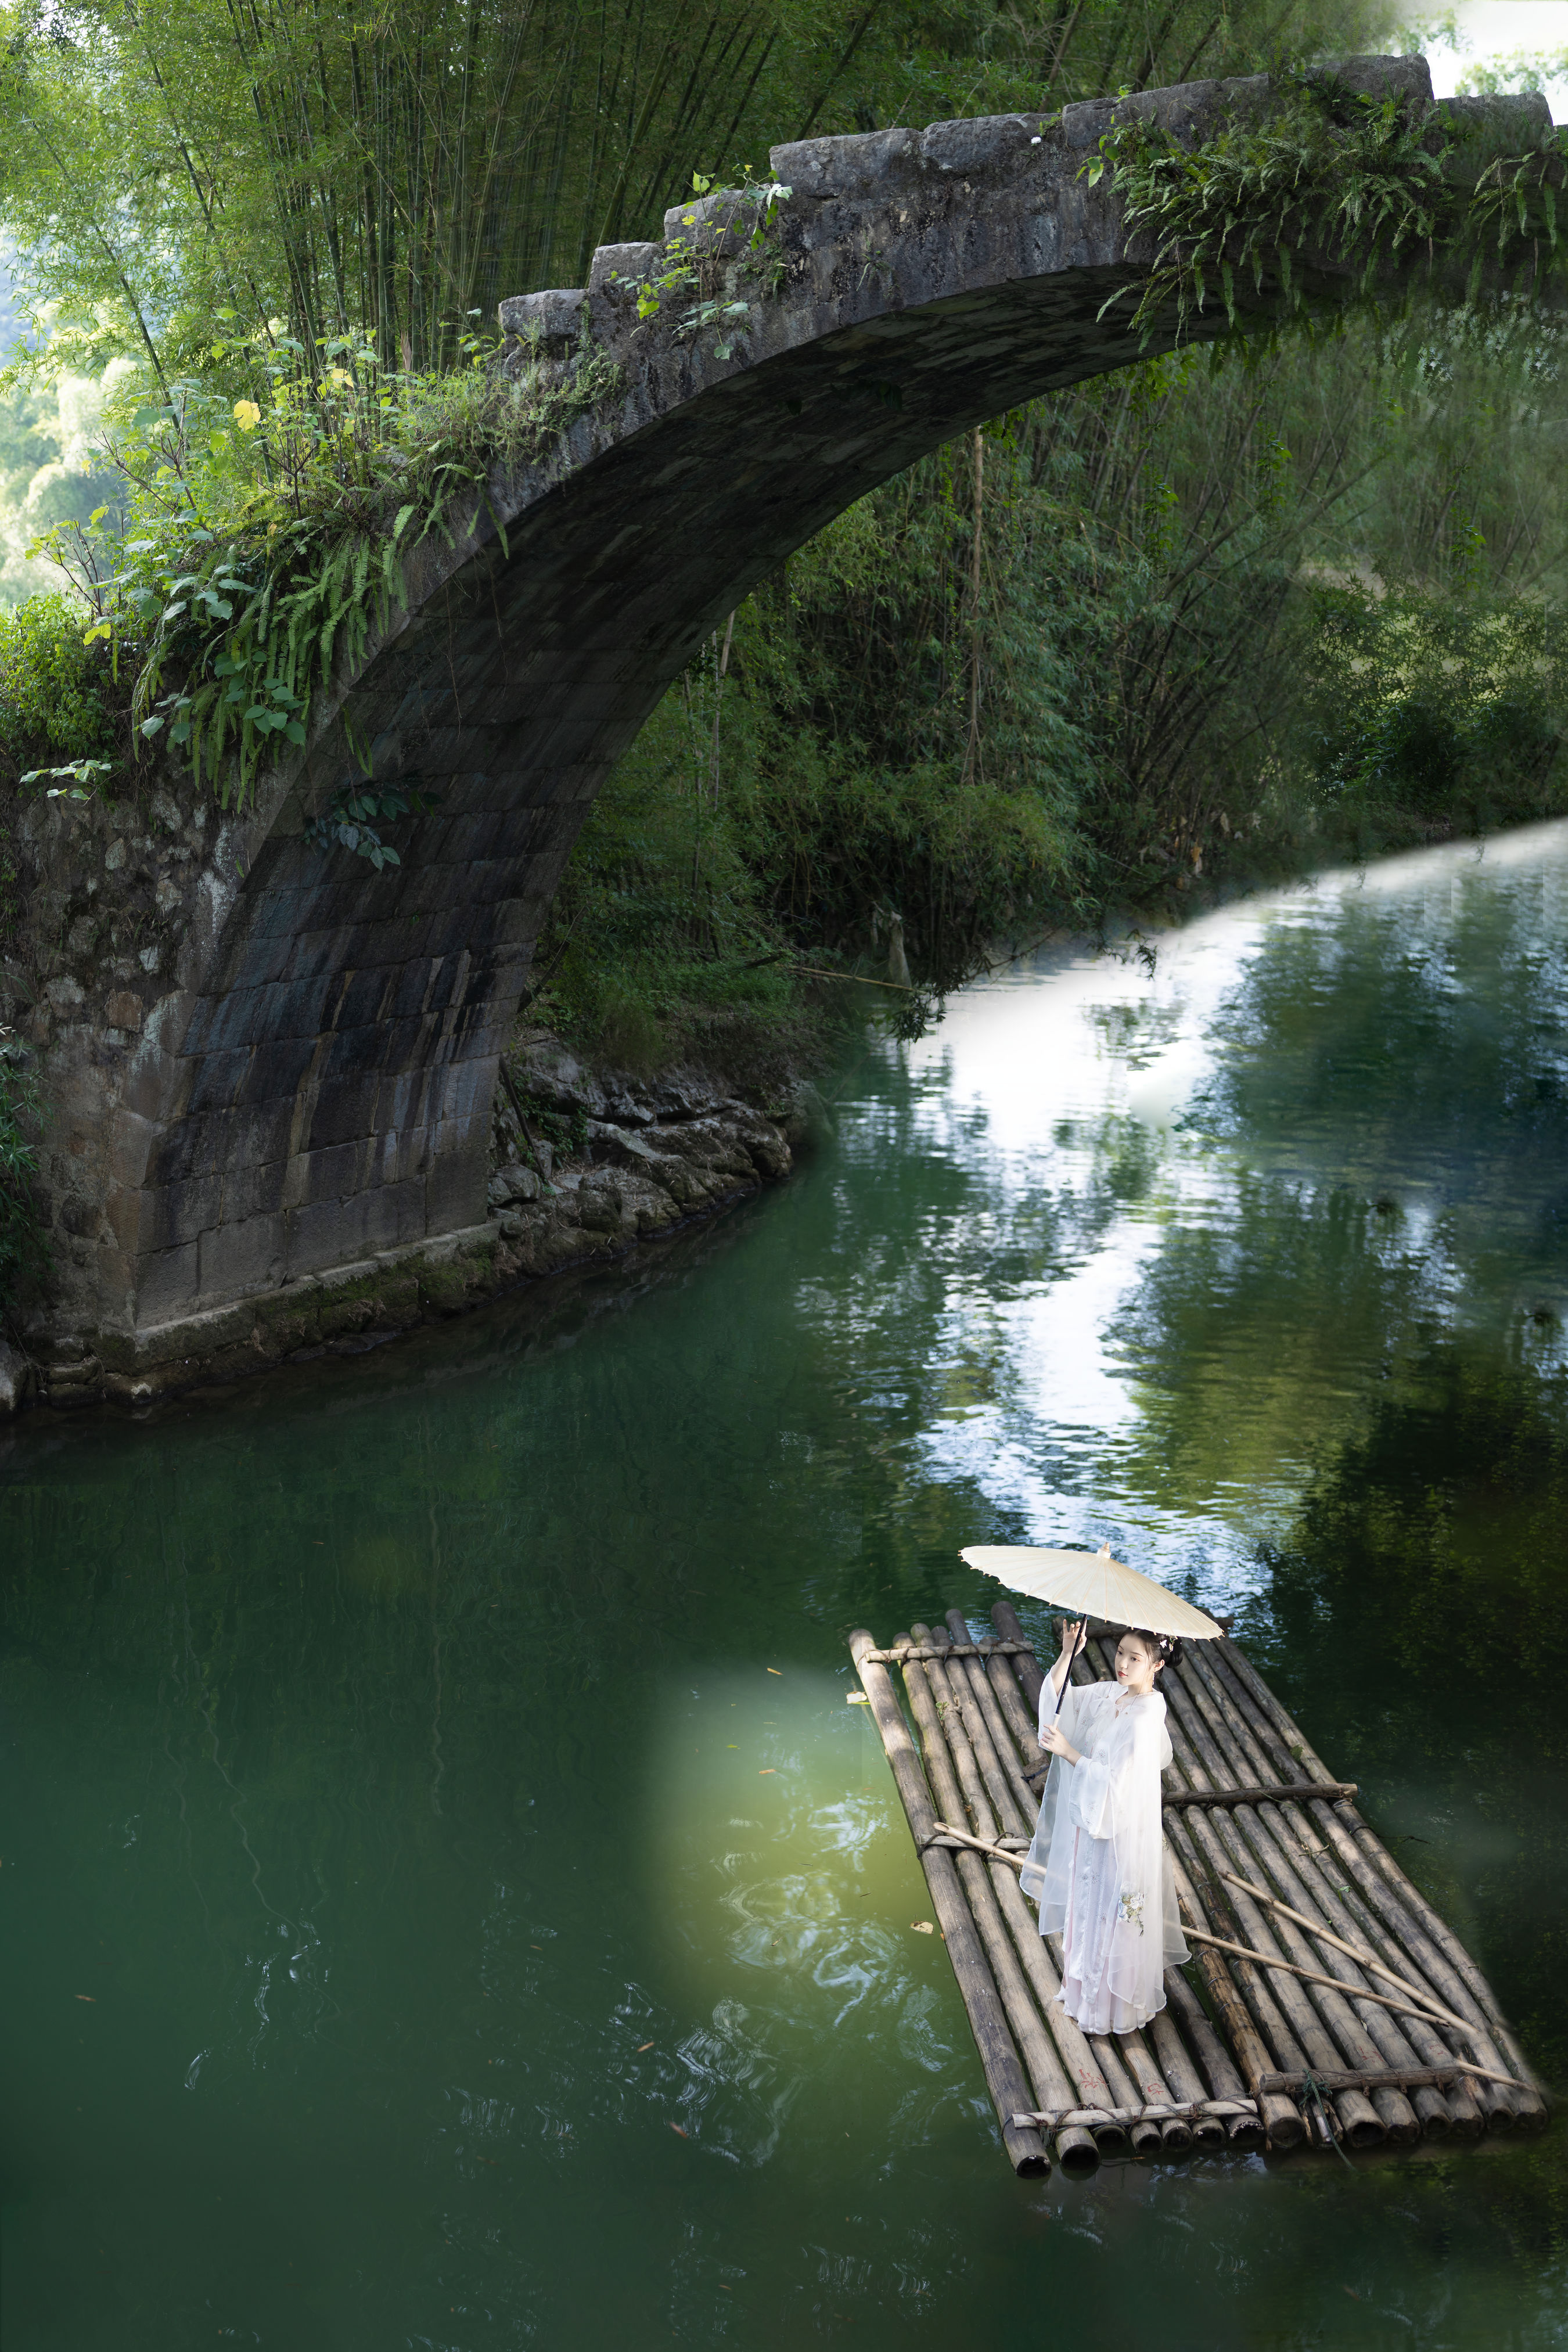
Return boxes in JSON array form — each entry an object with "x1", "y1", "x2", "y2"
[
  {"x1": 960, "y1": 1540, "x2": 1221, "y2": 1714},
  {"x1": 959, "y1": 1540, "x2": 1222, "y2": 1640}
]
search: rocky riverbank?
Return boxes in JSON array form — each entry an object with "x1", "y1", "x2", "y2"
[
  {"x1": 0, "y1": 1026, "x2": 823, "y2": 1418},
  {"x1": 481, "y1": 1027, "x2": 815, "y2": 1280}
]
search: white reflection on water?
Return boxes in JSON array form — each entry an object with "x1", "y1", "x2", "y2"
[{"x1": 876, "y1": 818, "x2": 1568, "y2": 1612}]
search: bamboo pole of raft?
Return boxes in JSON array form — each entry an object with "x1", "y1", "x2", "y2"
[
  {"x1": 1167, "y1": 1846, "x2": 1309, "y2": 2148},
  {"x1": 984, "y1": 1598, "x2": 1292, "y2": 2150},
  {"x1": 1170, "y1": 1642, "x2": 1492, "y2": 2138},
  {"x1": 1167, "y1": 1641, "x2": 1475, "y2": 2142},
  {"x1": 923, "y1": 1624, "x2": 1186, "y2": 2157},
  {"x1": 940, "y1": 1612, "x2": 1038, "y2": 1835},
  {"x1": 1138, "y1": 1656, "x2": 1418, "y2": 2146},
  {"x1": 1219, "y1": 1872, "x2": 1477, "y2": 2034},
  {"x1": 1160, "y1": 1782, "x2": 1360, "y2": 1808},
  {"x1": 908, "y1": 1631, "x2": 1117, "y2": 2166},
  {"x1": 1177, "y1": 1641, "x2": 1493, "y2": 2139},
  {"x1": 1150, "y1": 1657, "x2": 1426, "y2": 2145},
  {"x1": 941, "y1": 1610, "x2": 1048, "y2": 1829},
  {"x1": 1062, "y1": 1640, "x2": 1315, "y2": 2150},
  {"x1": 1178, "y1": 1923, "x2": 1520, "y2": 2046},
  {"x1": 848, "y1": 1630, "x2": 1047, "y2": 2175},
  {"x1": 990, "y1": 1598, "x2": 1044, "y2": 1707},
  {"x1": 896, "y1": 1629, "x2": 1106, "y2": 2171},
  {"x1": 1210, "y1": 1637, "x2": 1548, "y2": 2126},
  {"x1": 1160, "y1": 1965, "x2": 1265, "y2": 2148},
  {"x1": 1143, "y1": 1635, "x2": 1450, "y2": 2141}
]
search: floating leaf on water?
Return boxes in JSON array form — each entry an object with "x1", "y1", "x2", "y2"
[{"x1": 911, "y1": 1922, "x2": 935, "y2": 1935}]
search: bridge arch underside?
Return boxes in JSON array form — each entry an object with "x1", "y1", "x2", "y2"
[{"x1": 88, "y1": 62, "x2": 1521, "y2": 1346}]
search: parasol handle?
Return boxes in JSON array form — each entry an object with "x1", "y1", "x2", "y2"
[{"x1": 1054, "y1": 1617, "x2": 1087, "y2": 1717}]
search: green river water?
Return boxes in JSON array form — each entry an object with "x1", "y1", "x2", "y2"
[{"x1": 4, "y1": 823, "x2": 1568, "y2": 2350}]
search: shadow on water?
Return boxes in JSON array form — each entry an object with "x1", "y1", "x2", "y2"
[{"x1": 3, "y1": 826, "x2": 1568, "y2": 2347}]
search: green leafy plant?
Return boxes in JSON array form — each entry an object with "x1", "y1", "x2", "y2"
[
  {"x1": 609, "y1": 170, "x2": 793, "y2": 358},
  {"x1": 0, "y1": 594, "x2": 121, "y2": 792},
  {"x1": 29, "y1": 325, "x2": 622, "y2": 811},
  {"x1": 1088, "y1": 75, "x2": 1568, "y2": 343},
  {"x1": 305, "y1": 779, "x2": 444, "y2": 869}
]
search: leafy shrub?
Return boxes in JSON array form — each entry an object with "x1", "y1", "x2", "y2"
[
  {"x1": 0, "y1": 592, "x2": 121, "y2": 786},
  {"x1": 1306, "y1": 584, "x2": 1567, "y2": 846}
]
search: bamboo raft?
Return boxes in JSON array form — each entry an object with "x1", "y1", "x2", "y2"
[{"x1": 849, "y1": 1603, "x2": 1552, "y2": 2176}]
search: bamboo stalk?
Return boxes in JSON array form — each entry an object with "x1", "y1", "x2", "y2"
[
  {"x1": 938, "y1": 1612, "x2": 1034, "y2": 1836},
  {"x1": 1253, "y1": 2064, "x2": 1522, "y2": 2095},
  {"x1": 1192, "y1": 1643, "x2": 1525, "y2": 2129},
  {"x1": 1164, "y1": 1844, "x2": 1307, "y2": 2147},
  {"x1": 848, "y1": 1630, "x2": 1046, "y2": 2176},
  {"x1": 1161, "y1": 1966, "x2": 1266, "y2": 2147},
  {"x1": 1150, "y1": 1651, "x2": 1414, "y2": 2145},
  {"x1": 862, "y1": 1641, "x2": 1038, "y2": 1663},
  {"x1": 1119, "y1": 2021, "x2": 1195, "y2": 2151},
  {"x1": 1179, "y1": 1925, "x2": 1497, "y2": 2038},
  {"x1": 1171, "y1": 1645, "x2": 1471, "y2": 2138},
  {"x1": 979, "y1": 1622, "x2": 1046, "y2": 1760},
  {"x1": 1161, "y1": 1782, "x2": 1359, "y2": 1807},
  {"x1": 1160, "y1": 1660, "x2": 1428, "y2": 2145},
  {"x1": 1010, "y1": 2098, "x2": 1257, "y2": 2129},
  {"x1": 990, "y1": 1598, "x2": 1045, "y2": 1709},
  {"x1": 1216, "y1": 1638, "x2": 1547, "y2": 2120},
  {"x1": 925, "y1": 1824, "x2": 1026, "y2": 1868},
  {"x1": 898, "y1": 1634, "x2": 1099, "y2": 2171},
  {"x1": 1165, "y1": 1794, "x2": 1336, "y2": 2128},
  {"x1": 1146, "y1": 2001, "x2": 1225, "y2": 2147},
  {"x1": 1221, "y1": 1871, "x2": 1475, "y2": 2035}
]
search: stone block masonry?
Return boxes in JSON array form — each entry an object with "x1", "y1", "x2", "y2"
[{"x1": 0, "y1": 1028, "x2": 807, "y2": 1412}]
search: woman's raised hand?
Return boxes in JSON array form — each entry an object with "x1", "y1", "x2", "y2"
[{"x1": 1057, "y1": 1618, "x2": 1085, "y2": 1661}]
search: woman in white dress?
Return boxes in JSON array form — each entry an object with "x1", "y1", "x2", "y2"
[{"x1": 1019, "y1": 1620, "x2": 1189, "y2": 2035}]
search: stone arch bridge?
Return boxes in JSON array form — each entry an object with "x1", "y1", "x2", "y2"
[{"x1": 8, "y1": 52, "x2": 1548, "y2": 1400}]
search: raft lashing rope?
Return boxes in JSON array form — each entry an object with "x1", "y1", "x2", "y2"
[{"x1": 847, "y1": 1605, "x2": 1552, "y2": 2178}]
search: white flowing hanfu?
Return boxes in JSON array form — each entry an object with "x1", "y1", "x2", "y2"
[{"x1": 1019, "y1": 1677, "x2": 1188, "y2": 2035}]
